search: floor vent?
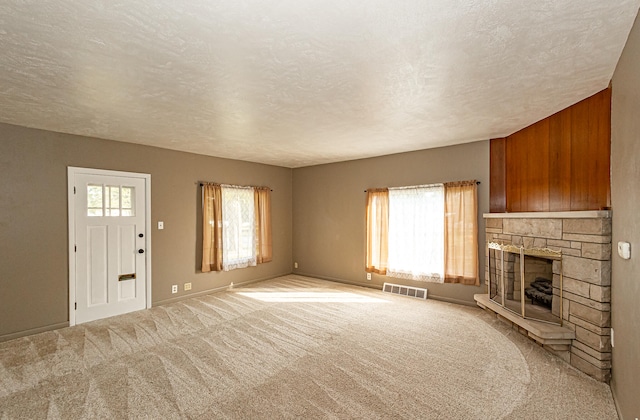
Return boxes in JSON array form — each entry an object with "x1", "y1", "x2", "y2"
[{"x1": 382, "y1": 283, "x2": 428, "y2": 300}]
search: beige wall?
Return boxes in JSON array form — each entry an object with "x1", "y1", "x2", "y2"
[
  {"x1": 611, "y1": 11, "x2": 640, "y2": 420},
  {"x1": 0, "y1": 123, "x2": 292, "y2": 340},
  {"x1": 292, "y1": 141, "x2": 489, "y2": 305}
]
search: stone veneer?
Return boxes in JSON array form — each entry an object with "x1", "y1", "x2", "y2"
[{"x1": 482, "y1": 212, "x2": 612, "y2": 382}]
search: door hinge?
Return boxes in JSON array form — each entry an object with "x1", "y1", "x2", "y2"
[
  {"x1": 74, "y1": 186, "x2": 76, "y2": 194},
  {"x1": 74, "y1": 302, "x2": 77, "y2": 310},
  {"x1": 74, "y1": 245, "x2": 77, "y2": 252}
]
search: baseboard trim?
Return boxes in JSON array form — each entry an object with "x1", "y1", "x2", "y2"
[
  {"x1": 294, "y1": 271, "x2": 383, "y2": 290},
  {"x1": 428, "y1": 294, "x2": 478, "y2": 307},
  {"x1": 293, "y1": 271, "x2": 478, "y2": 307},
  {"x1": 153, "y1": 272, "x2": 292, "y2": 306},
  {"x1": 0, "y1": 321, "x2": 69, "y2": 343},
  {"x1": 610, "y1": 382, "x2": 623, "y2": 420}
]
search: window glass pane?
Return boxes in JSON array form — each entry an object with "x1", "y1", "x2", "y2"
[
  {"x1": 387, "y1": 185, "x2": 444, "y2": 281},
  {"x1": 87, "y1": 208, "x2": 103, "y2": 217},
  {"x1": 110, "y1": 186, "x2": 120, "y2": 208},
  {"x1": 121, "y1": 187, "x2": 132, "y2": 208},
  {"x1": 105, "y1": 186, "x2": 112, "y2": 216},
  {"x1": 121, "y1": 186, "x2": 135, "y2": 216},
  {"x1": 106, "y1": 186, "x2": 120, "y2": 216},
  {"x1": 221, "y1": 186, "x2": 256, "y2": 270},
  {"x1": 87, "y1": 185, "x2": 103, "y2": 217}
]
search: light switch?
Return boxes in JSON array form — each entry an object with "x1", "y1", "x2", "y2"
[
  {"x1": 158, "y1": 221, "x2": 164, "y2": 230},
  {"x1": 617, "y1": 241, "x2": 631, "y2": 259}
]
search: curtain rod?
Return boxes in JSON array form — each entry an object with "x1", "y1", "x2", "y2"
[
  {"x1": 364, "y1": 181, "x2": 480, "y2": 192},
  {"x1": 198, "y1": 182, "x2": 273, "y2": 192}
]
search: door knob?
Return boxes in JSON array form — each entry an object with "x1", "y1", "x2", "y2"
[
  {"x1": 138, "y1": 233, "x2": 144, "y2": 238},
  {"x1": 138, "y1": 249, "x2": 145, "y2": 254}
]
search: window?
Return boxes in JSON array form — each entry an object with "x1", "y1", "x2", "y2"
[
  {"x1": 388, "y1": 185, "x2": 444, "y2": 281},
  {"x1": 366, "y1": 181, "x2": 478, "y2": 285},
  {"x1": 221, "y1": 186, "x2": 256, "y2": 270},
  {"x1": 87, "y1": 184, "x2": 135, "y2": 217},
  {"x1": 202, "y1": 183, "x2": 272, "y2": 272}
]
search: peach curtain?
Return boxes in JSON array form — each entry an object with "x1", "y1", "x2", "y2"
[
  {"x1": 444, "y1": 181, "x2": 479, "y2": 285},
  {"x1": 202, "y1": 183, "x2": 223, "y2": 272},
  {"x1": 254, "y1": 187, "x2": 273, "y2": 263},
  {"x1": 365, "y1": 188, "x2": 389, "y2": 274}
]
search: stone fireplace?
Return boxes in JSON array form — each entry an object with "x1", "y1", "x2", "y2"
[{"x1": 475, "y1": 211, "x2": 612, "y2": 382}]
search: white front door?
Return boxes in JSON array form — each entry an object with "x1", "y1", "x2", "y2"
[{"x1": 69, "y1": 168, "x2": 151, "y2": 325}]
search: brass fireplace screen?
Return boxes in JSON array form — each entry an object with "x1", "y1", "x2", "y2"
[{"x1": 487, "y1": 242, "x2": 563, "y2": 325}]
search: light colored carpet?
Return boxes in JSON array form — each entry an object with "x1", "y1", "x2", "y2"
[{"x1": 0, "y1": 275, "x2": 618, "y2": 419}]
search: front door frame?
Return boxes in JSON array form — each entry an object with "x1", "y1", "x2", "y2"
[{"x1": 67, "y1": 166, "x2": 152, "y2": 326}]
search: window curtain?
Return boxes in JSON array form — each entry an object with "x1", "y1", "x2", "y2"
[
  {"x1": 365, "y1": 189, "x2": 389, "y2": 274},
  {"x1": 202, "y1": 183, "x2": 223, "y2": 272},
  {"x1": 444, "y1": 181, "x2": 479, "y2": 285},
  {"x1": 254, "y1": 187, "x2": 272, "y2": 263},
  {"x1": 221, "y1": 185, "x2": 256, "y2": 271},
  {"x1": 388, "y1": 185, "x2": 444, "y2": 282}
]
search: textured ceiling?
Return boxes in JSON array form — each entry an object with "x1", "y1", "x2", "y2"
[{"x1": 1, "y1": 1, "x2": 639, "y2": 168}]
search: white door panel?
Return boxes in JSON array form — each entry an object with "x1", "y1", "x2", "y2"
[
  {"x1": 72, "y1": 171, "x2": 149, "y2": 324},
  {"x1": 87, "y1": 225, "x2": 108, "y2": 306},
  {"x1": 117, "y1": 224, "x2": 137, "y2": 301}
]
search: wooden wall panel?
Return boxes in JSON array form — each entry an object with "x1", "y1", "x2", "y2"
[
  {"x1": 570, "y1": 96, "x2": 591, "y2": 210},
  {"x1": 529, "y1": 119, "x2": 550, "y2": 211},
  {"x1": 504, "y1": 117, "x2": 551, "y2": 212},
  {"x1": 505, "y1": 133, "x2": 523, "y2": 212},
  {"x1": 489, "y1": 87, "x2": 611, "y2": 213},
  {"x1": 590, "y1": 87, "x2": 611, "y2": 209},
  {"x1": 549, "y1": 110, "x2": 572, "y2": 211},
  {"x1": 489, "y1": 138, "x2": 506, "y2": 212}
]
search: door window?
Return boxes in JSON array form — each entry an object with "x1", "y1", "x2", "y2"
[{"x1": 87, "y1": 184, "x2": 135, "y2": 217}]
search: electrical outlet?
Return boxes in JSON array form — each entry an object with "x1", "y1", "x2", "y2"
[
  {"x1": 366, "y1": 273, "x2": 372, "y2": 280},
  {"x1": 294, "y1": 262, "x2": 298, "y2": 269},
  {"x1": 171, "y1": 285, "x2": 178, "y2": 294},
  {"x1": 184, "y1": 282, "x2": 192, "y2": 291}
]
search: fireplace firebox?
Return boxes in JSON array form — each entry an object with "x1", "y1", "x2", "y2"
[{"x1": 488, "y1": 242, "x2": 562, "y2": 325}]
